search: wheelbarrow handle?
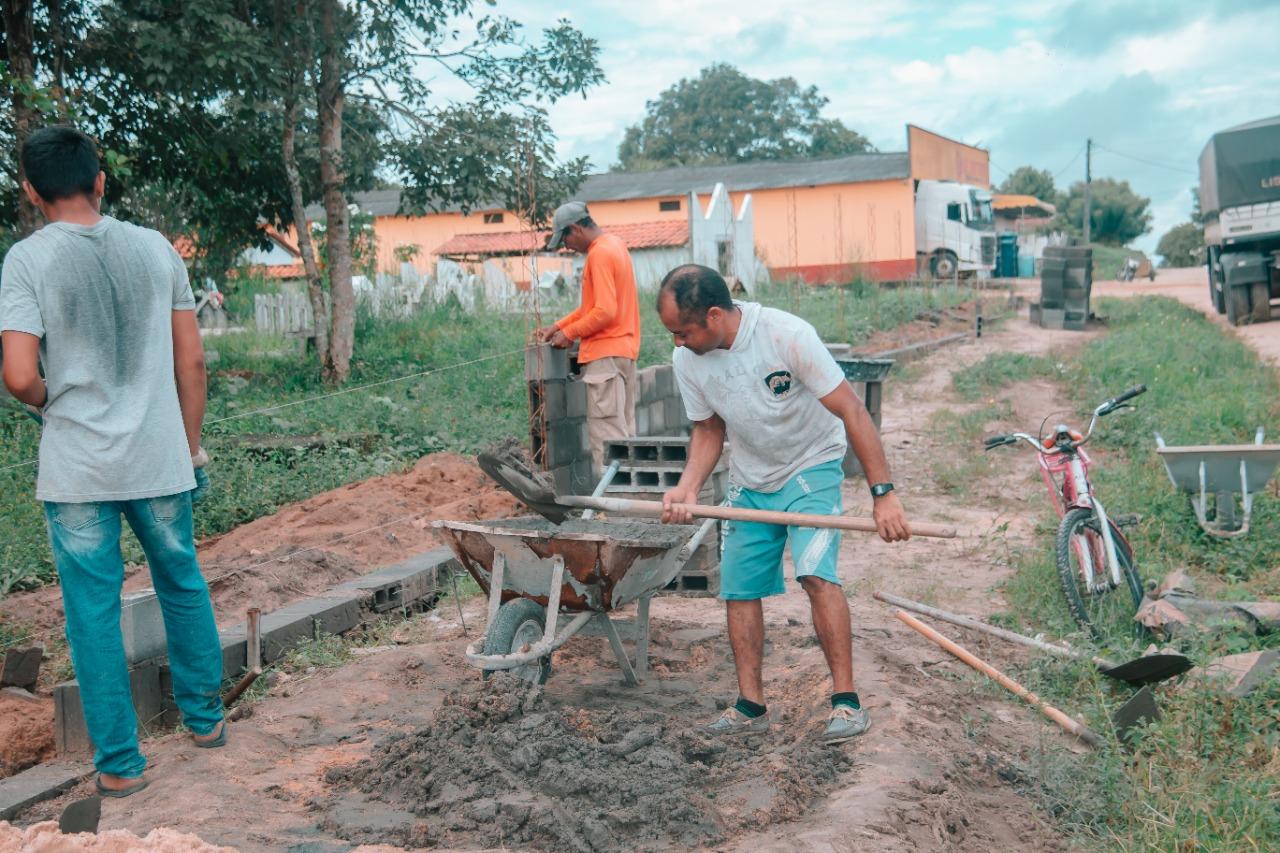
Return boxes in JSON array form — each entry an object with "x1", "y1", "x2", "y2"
[{"x1": 557, "y1": 496, "x2": 957, "y2": 539}]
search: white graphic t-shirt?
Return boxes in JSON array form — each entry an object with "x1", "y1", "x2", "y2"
[{"x1": 673, "y1": 301, "x2": 847, "y2": 493}]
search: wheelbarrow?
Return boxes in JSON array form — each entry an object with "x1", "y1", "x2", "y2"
[
  {"x1": 1155, "y1": 428, "x2": 1280, "y2": 538},
  {"x1": 433, "y1": 516, "x2": 706, "y2": 685}
]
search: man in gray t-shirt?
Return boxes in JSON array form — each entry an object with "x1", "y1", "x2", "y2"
[{"x1": 0, "y1": 126, "x2": 225, "y2": 796}]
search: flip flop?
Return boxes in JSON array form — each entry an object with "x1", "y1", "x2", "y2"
[
  {"x1": 193, "y1": 720, "x2": 227, "y2": 749},
  {"x1": 94, "y1": 774, "x2": 149, "y2": 799}
]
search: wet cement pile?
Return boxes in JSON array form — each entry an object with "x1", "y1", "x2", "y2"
[{"x1": 327, "y1": 676, "x2": 853, "y2": 852}]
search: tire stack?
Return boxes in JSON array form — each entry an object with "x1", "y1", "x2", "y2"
[{"x1": 1030, "y1": 245, "x2": 1092, "y2": 331}]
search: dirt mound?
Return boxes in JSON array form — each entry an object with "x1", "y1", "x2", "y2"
[
  {"x1": 0, "y1": 821, "x2": 237, "y2": 851},
  {"x1": 326, "y1": 675, "x2": 852, "y2": 852},
  {"x1": 0, "y1": 452, "x2": 523, "y2": 635},
  {"x1": 0, "y1": 691, "x2": 54, "y2": 779}
]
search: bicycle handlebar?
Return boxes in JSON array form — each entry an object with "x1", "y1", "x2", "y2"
[{"x1": 984, "y1": 384, "x2": 1147, "y2": 454}]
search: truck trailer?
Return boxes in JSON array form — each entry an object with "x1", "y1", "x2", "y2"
[{"x1": 1201, "y1": 115, "x2": 1280, "y2": 325}]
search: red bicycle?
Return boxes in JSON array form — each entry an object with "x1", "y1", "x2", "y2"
[{"x1": 984, "y1": 385, "x2": 1148, "y2": 638}]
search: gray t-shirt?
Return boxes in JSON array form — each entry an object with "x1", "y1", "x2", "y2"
[
  {"x1": 0, "y1": 216, "x2": 197, "y2": 502},
  {"x1": 673, "y1": 302, "x2": 847, "y2": 493}
]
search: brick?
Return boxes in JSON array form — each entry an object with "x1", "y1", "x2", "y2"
[
  {"x1": 566, "y1": 377, "x2": 587, "y2": 419},
  {"x1": 121, "y1": 588, "x2": 167, "y2": 665},
  {"x1": 0, "y1": 761, "x2": 90, "y2": 821},
  {"x1": 259, "y1": 590, "x2": 362, "y2": 662},
  {"x1": 524, "y1": 344, "x2": 570, "y2": 381},
  {"x1": 54, "y1": 665, "x2": 165, "y2": 757}
]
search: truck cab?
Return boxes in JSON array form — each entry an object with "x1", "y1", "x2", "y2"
[{"x1": 914, "y1": 179, "x2": 997, "y2": 278}]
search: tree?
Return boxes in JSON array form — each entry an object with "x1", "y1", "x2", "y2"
[
  {"x1": 1055, "y1": 177, "x2": 1152, "y2": 246},
  {"x1": 998, "y1": 165, "x2": 1060, "y2": 206},
  {"x1": 616, "y1": 63, "x2": 872, "y2": 170},
  {"x1": 1156, "y1": 222, "x2": 1203, "y2": 268}
]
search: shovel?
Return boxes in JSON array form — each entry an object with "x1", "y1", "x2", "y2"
[
  {"x1": 873, "y1": 591, "x2": 1192, "y2": 685},
  {"x1": 478, "y1": 450, "x2": 958, "y2": 539}
]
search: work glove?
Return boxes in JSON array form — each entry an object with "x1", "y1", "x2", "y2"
[{"x1": 191, "y1": 447, "x2": 210, "y2": 505}]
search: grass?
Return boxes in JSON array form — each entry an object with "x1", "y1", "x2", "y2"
[
  {"x1": 951, "y1": 352, "x2": 1065, "y2": 402},
  {"x1": 926, "y1": 399, "x2": 1014, "y2": 498},
  {"x1": 0, "y1": 280, "x2": 974, "y2": 597},
  {"x1": 956, "y1": 297, "x2": 1280, "y2": 849}
]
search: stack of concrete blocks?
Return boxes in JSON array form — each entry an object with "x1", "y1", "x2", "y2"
[
  {"x1": 53, "y1": 550, "x2": 459, "y2": 757},
  {"x1": 1030, "y1": 245, "x2": 1092, "y2": 331},
  {"x1": 602, "y1": 437, "x2": 729, "y2": 597},
  {"x1": 525, "y1": 344, "x2": 694, "y2": 495}
]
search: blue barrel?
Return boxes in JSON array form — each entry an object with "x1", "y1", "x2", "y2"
[
  {"x1": 1018, "y1": 255, "x2": 1035, "y2": 277},
  {"x1": 996, "y1": 234, "x2": 1019, "y2": 277}
]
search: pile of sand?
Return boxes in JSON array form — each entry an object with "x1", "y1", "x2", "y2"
[
  {"x1": 0, "y1": 821, "x2": 238, "y2": 852},
  {"x1": 326, "y1": 676, "x2": 852, "y2": 852}
]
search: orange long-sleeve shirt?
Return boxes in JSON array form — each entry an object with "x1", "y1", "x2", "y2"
[{"x1": 555, "y1": 233, "x2": 641, "y2": 363}]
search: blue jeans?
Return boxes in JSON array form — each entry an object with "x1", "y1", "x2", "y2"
[{"x1": 45, "y1": 492, "x2": 223, "y2": 778}]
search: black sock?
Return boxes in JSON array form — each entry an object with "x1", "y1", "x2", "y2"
[
  {"x1": 734, "y1": 696, "x2": 767, "y2": 718},
  {"x1": 832, "y1": 691, "x2": 861, "y2": 711}
]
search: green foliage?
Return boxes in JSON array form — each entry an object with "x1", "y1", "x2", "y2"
[
  {"x1": 616, "y1": 63, "x2": 873, "y2": 170},
  {"x1": 997, "y1": 166, "x2": 1061, "y2": 206},
  {"x1": 1156, "y1": 222, "x2": 1204, "y2": 268},
  {"x1": 952, "y1": 352, "x2": 1064, "y2": 401},
  {"x1": 987, "y1": 297, "x2": 1280, "y2": 848},
  {"x1": 1056, "y1": 178, "x2": 1153, "y2": 246},
  {"x1": 751, "y1": 279, "x2": 975, "y2": 346}
]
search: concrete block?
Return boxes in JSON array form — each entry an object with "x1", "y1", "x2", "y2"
[
  {"x1": 525, "y1": 344, "x2": 570, "y2": 382},
  {"x1": 664, "y1": 396, "x2": 687, "y2": 433},
  {"x1": 333, "y1": 548, "x2": 458, "y2": 613},
  {"x1": 635, "y1": 405, "x2": 651, "y2": 436},
  {"x1": 259, "y1": 590, "x2": 363, "y2": 662},
  {"x1": 54, "y1": 665, "x2": 165, "y2": 757},
  {"x1": 0, "y1": 761, "x2": 90, "y2": 821},
  {"x1": 1, "y1": 646, "x2": 43, "y2": 691},
  {"x1": 648, "y1": 400, "x2": 666, "y2": 433},
  {"x1": 547, "y1": 419, "x2": 587, "y2": 467},
  {"x1": 654, "y1": 366, "x2": 675, "y2": 400},
  {"x1": 551, "y1": 464, "x2": 573, "y2": 495},
  {"x1": 121, "y1": 588, "x2": 167, "y2": 665},
  {"x1": 566, "y1": 377, "x2": 587, "y2": 419},
  {"x1": 529, "y1": 379, "x2": 567, "y2": 422},
  {"x1": 639, "y1": 368, "x2": 658, "y2": 404},
  {"x1": 570, "y1": 457, "x2": 597, "y2": 494},
  {"x1": 1038, "y1": 308, "x2": 1066, "y2": 329}
]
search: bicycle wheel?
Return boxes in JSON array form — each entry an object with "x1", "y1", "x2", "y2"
[{"x1": 1055, "y1": 507, "x2": 1144, "y2": 639}]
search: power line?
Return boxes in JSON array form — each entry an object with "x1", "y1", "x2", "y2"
[
  {"x1": 1053, "y1": 144, "x2": 1086, "y2": 180},
  {"x1": 1092, "y1": 143, "x2": 1196, "y2": 176}
]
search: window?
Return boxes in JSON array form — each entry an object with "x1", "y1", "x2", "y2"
[
  {"x1": 659, "y1": 199, "x2": 681, "y2": 212},
  {"x1": 946, "y1": 202, "x2": 963, "y2": 222},
  {"x1": 483, "y1": 212, "x2": 504, "y2": 224}
]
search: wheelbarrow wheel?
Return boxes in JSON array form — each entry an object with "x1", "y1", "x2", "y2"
[
  {"x1": 482, "y1": 598, "x2": 552, "y2": 685},
  {"x1": 1055, "y1": 508, "x2": 1144, "y2": 641}
]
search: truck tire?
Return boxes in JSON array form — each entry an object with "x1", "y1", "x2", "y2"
[
  {"x1": 930, "y1": 250, "x2": 958, "y2": 279},
  {"x1": 1250, "y1": 281, "x2": 1271, "y2": 323},
  {"x1": 1225, "y1": 286, "x2": 1250, "y2": 326},
  {"x1": 1207, "y1": 247, "x2": 1226, "y2": 313}
]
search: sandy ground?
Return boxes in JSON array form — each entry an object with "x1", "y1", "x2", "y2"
[{"x1": 12, "y1": 313, "x2": 1104, "y2": 851}]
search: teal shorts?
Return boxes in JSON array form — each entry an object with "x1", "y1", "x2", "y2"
[{"x1": 719, "y1": 458, "x2": 844, "y2": 600}]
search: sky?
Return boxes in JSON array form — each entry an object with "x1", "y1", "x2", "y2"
[{"x1": 499, "y1": 0, "x2": 1280, "y2": 254}]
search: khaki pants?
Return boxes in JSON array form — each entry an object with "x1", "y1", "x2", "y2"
[{"x1": 581, "y1": 356, "x2": 637, "y2": 472}]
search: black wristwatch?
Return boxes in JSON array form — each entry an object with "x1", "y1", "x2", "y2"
[{"x1": 870, "y1": 482, "x2": 895, "y2": 498}]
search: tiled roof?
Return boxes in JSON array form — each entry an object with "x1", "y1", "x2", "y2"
[
  {"x1": 992, "y1": 194, "x2": 1056, "y2": 216},
  {"x1": 435, "y1": 220, "x2": 689, "y2": 257}
]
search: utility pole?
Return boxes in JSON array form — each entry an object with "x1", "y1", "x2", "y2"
[{"x1": 1082, "y1": 138, "x2": 1092, "y2": 245}]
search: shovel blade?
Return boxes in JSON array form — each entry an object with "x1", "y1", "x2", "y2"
[
  {"x1": 1113, "y1": 685, "x2": 1160, "y2": 742},
  {"x1": 476, "y1": 451, "x2": 570, "y2": 524},
  {"x1": 1099, "y1": 653, "x2": 1193, "y2": 685}
]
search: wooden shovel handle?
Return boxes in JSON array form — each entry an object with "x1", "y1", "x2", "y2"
[
  {"x1": 559, "y1": 496, "x2": 957, "y2": 539},
  {"x1": 893, "y1": 610, "x2": 1102, "y2": 747}
]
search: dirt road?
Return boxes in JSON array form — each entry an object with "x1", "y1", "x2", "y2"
[{"x1": 20, "y1": 314, "x2": 1096, "y2": 851}]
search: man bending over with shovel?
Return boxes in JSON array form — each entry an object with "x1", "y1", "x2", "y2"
[{"x1": 658, "y1": 264, "x2": 911, "y2": 743}]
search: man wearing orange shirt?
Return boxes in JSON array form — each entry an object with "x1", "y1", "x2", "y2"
[{"x1": 536, "y1": 201, "x2": 641, "y2": 472}]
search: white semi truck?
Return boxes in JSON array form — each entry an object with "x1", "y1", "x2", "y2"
[
  {"x1": 914, "y1": 179, "x2": 996, "y2": 278},
  {"x1": 1201, "y1": 115, "x2": 1280, "y2": 325}
]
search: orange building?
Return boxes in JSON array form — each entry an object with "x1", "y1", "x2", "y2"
[{"x1": 335, "y1": 124, "x2": 988, "y2": 284}]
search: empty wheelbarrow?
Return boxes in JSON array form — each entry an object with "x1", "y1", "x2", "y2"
[
  {"x1": 434, "y1": 516, "x2": 705, "y2": 685},
  {"x1": 1155, "y1": 428, "x2": 1280, "y2": 538}
]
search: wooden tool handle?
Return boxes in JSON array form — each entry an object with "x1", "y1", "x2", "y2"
[
  {"x1": 559, "y1": 496, "x2": 957, "y2": 539},
  {"x1": 893, "y1": 610, "x2": 1102, "y2": 747}
]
